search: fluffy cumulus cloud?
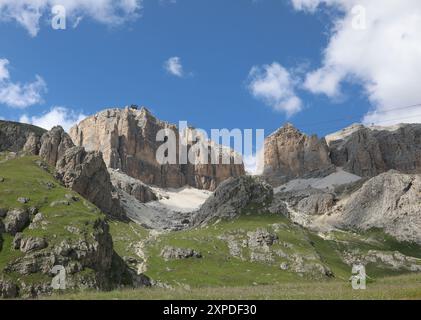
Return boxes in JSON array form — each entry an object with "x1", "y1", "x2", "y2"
[
  {"x1": 0, "y1": 59, "x2": 47, "y2": 108},
  {"x1": 164, "y1": 56, "x2": 184, "y2": 77},
  {"x1": 0, "y1": 0, "x2": 143, "y2": 37},
  {"x1": 292, "y1": 0, "x2": 421, "y2": 124},
  {"x1": 247, "y1": 62, "x2": 302, "y2": 117},
  {"x1": 20, "y1": 106, "x2": 86, "y2": 132}
]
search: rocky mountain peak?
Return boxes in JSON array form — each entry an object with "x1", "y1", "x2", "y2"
[
  {"x1": 69, "y1": 106, "x2": 245, "y2": 190},
  {"x1": 263, "y1": 124, "x2": 333, "y2": 185}
]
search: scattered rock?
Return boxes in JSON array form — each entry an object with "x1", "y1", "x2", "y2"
[
  {"x1": 50, "y1": 200, "x2": 70, "y2": 207},
  {"x1": 19, "y1": 237, "x2": 48, "y2": 253},
  {"x1": 29, "y1": 213, "x2": 47, "y2": 230},
  {"x1": 0, "y1": 177, "x2": 4, "y2": 182},
  {"x1": 64, "y1": 194, "x2": 79, "y2": 202},
  {"x1": 0, "y1": 278, "x2": 19, "y2": 298},
  {"x1": 12, "y1": 233, "x2": 23, "y2": 249},
  {"x1": 160, "y1": 246, "x2": 202, "y2": 260},
  {"x1": 4, "y1": 209, "x2": 30, "y2": 235},
  {"x1": 247, "y1": 229, "x2": 278, "y2": 248},
  {"x1": 17, "y1": 197, "x2": 29, "y2": 204},
  {"x1": 65, "y1": 226, "x2": 80, "y2": 234},
  {"x1": 28, "y1": 207, "x2": 38, "y2": 216},
  {"x1": 280, "y1": 263, "x2": 289, "y2": 270}
]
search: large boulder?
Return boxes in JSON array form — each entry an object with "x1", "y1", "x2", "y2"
[
  {"x1": 3, "y1": 209, "x2": 30, "y2": 235},
  {"x1": 263, "y1": 123, "x2": 333, "y2": 186},
  {"x1": 69, "y1": 107, "x2": 245, "y2": 191},
  {"x1": 191, "y1": 176, "x2": 273, "y2": 225}
]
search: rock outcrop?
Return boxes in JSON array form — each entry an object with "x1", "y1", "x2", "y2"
[
  {"x1": 0, "y1": 120, "x2": 46, "y2": 153},
  {"x1": 55, "y1": 146, "x2": 123, "y2": 218},
  {"x1": 263, "y1": 123, "x2": 333, "y2": 186},
  {"x1": 39, "y1": 126, "x2": 74, "y2": 166},
  {"x1": 327, "y1": 124, "x2": 421, "y2": 177},
  {"x1": 69, "y1": 107, "x2": 245, "y2": 191},
  {"x1": 38, "y1": 126, "x2": 123, "y2": 218},
  {"x1": 109, "y1": 169, "x2": 157, "y2": 203},
  {"x1": 330, "y1": 171, "x2": 421, "y2": 244},
  {"x1": 191, "y1": 176, "x2": 273, "y2": 225}
]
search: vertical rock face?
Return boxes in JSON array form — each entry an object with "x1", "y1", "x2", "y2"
[
  {"x1": 263, "y1": 123, "x2": 333, "y2": 185},
  {"x1": 38, "y1": 126, "x2": 123, "y2": 218},
  {"x1": 69, "y1": 107, "x2": 245, "y2": 190},
  {"x1": 328, "y1": 124, "x2": 421, "y2": 177},
  {"x1": 39, "y1": 126, "x2": 74, "y2": 166}
]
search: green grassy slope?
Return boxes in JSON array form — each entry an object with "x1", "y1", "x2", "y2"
[
  {"x1": 48, "y1": 273, "x2": 421, "y2": 300},
  {"x1": 110, "y1": 212, "x2": 421, "y2": 289},
  {"x1": 0, "y1": 155, "x2": 106, "y2": 286}
]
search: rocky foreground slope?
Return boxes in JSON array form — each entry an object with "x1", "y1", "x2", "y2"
[
  {"x1": 70, "y1": 107, "x2": 245, "y2": 191},
  {"x1": 0, "y1": 155, "x2": 148, "y2": 298}
]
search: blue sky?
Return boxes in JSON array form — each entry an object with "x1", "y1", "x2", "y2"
[{"x1": 1, "y1": 0, "x2": 421, "y2": 141}]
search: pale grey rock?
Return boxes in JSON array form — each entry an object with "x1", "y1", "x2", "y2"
[
  {"x1": 109, "y1": 169, "x2": 157, "y2": 203},
  {"x1": 296, "y1": 193, "x2": 335, "y2": 215},
  {"x1": 247, "y1": 229, "x2": 278, "y2": 248},
  {"x1": 19, "y1": 237, "x2": 48, "y2": 253},
  {"x1": 334, "y1": 171, "x2": 421, "y2": 243},
  {"x1": 0, "y1": 278, "x2": 19, "y2": 298},
  {"x1": 4, "y1": 209, "x2": 29, "y2": 235},
  {"x1": 160, "y1": 246, "x2": 202, "y2": 260},
  {"x1": 191, "y1": 176, "x2": 273, "y2": 225},
  {"x1": 17, "y1": 197, "x2": 29, "y2": 204},
  {"x1": 50, "y1": 200, "x2": 70, "y2": 207}
]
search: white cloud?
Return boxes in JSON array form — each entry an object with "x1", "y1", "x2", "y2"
[
  {"x1": 0, "y1": 0, "x2": 143, "y2": 37},
  {"x1": 0, "y1": 59, "x2": 47, "y2": 108},
  {"x1": 20, "y1": 106, "x2": 86, "y2": 132},
  {"x1": 292, "y1": 0, "x2": 421, "y2": 124},
  {"x1": 247, "y1": 62, "x2": 302, "y2": 117},
  {"x1": 164, "y1": 56, "x2": 184, "y2": 77}
]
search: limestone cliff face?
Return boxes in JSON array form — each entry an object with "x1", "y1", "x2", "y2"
[
  {"x1": 327, "y1": 124, "x2": 421, "y2": 177},
  {"x1": 69, "y1": 107, "x2": 245, "y2": 190},
  {"x1": 262, "y1": 123, "x2": 333, "y2": 185}
]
